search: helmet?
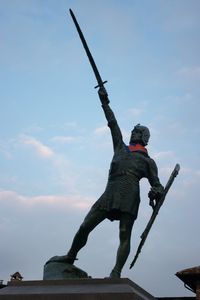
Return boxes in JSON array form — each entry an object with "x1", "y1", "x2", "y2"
[{"x1": 130, "y1": 124, "x2": 150, "y2": 146}]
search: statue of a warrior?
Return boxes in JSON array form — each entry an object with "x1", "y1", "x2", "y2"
[{"x1": 60, "y1": 87, "x2": 164, "y2": 278}]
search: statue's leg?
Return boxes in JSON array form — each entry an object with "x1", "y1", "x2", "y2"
[
  {"x1": 66, "y1": 208, "x2": 107, "y2": 264},
  {"x1": 110, "y1": 213, "x2": 135, "y2": 278}
]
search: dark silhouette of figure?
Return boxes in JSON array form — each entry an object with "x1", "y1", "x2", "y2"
[
  {"x1": 62, "y1": 87, "x2": 164, "y2": 278},
  {"x1": 10, "y1": 272, "x2": 23, "y2": 281}
]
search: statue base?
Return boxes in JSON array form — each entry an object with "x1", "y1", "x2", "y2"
[
  {"x1": 0, "y1": 278, "x2": 156, "y2": 300},
  {"x1": 43, "y1": 256, "x2": 90, "y2": 280}
]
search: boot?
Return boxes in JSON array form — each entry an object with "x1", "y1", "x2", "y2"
[
  {"x1": 53, "y1": 253, "x2": 77, "y2": 264},
  {"x1": 109, "y1": 269, "x2": 121, "y2": 278}
]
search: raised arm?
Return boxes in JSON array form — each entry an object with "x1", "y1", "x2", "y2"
[{"x1": 98, "y1": 87, "x2": 123, "y2": 151}]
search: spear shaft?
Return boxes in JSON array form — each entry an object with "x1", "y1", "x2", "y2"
[{"x1": 130, "y1": 163, "x2": 180, "y2": 269}]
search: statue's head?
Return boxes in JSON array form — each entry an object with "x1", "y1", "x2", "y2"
[{"x1": 130, "y1": 124, "x2": 150, "y2": 146}]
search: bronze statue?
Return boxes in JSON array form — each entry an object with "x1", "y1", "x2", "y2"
[
  {"x1": 44, "y1": 9, "x2": 180, "y2": 281},
  {"x1": 54, "y1": 10, "x2": 166, "y2": 279},
  {"x1": 61, "y1": 87, "x2": 164, "y2": 278}
]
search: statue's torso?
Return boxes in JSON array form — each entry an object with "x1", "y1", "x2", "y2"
[
  {"x1": 93, "y1": 144, "x2": 152, "y2": 220},
  {"x1": 109, "y1": 144, "x2": 150, "y2": 181}
]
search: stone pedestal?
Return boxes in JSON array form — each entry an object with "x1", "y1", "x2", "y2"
[{"x1": 0, "y1": 278, "x2": 155, "y2": 300}]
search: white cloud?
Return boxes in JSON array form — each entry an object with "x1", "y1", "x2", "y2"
[
  {"x1": 0, "y1": 189, "x2": 93, "y2": 211},
  {"x1": 126, "y1": 108, "x2": 143, "y2": 118},
  {"x1": 50, "y1": 154, "x2": 80, "y2": 193},
  {"x1": 0, "y1": 142, "x2": 12, "y2": 160},
  {"x1": 153, "y1": 150, "x2": 175, "y2": 160},
  {"x1": 177, "y1": 66, "x2": 200, "y2": 78},
  {"x1": 94, "y1": 126, "x2": 109, "y2": 136},
  {"x1": 19, "y1": 134, "x2": 54, "y2": 158},
  {"x1": 23, "y1": 124, "x2": 44, "y2": 134},
  {"x1": 62, "y1": 122, "x2": 78, "y2": 129},
  {"x1": 51, "y1": 136, "x2": 80, "y2": 144}
]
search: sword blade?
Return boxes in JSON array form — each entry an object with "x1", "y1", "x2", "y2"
[{"x1": 69, "y1": 9, "x2": 107, "y2": 88}]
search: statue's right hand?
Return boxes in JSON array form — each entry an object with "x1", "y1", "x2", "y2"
[
  {"x1": 98, "y1": 86, "x2": 107, "y2": 95},
  {"x1": 98, "y1": 87, "x2": 109, "y2": 104}
]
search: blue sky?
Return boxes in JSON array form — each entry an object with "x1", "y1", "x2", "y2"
[{"x1": 0, "y1": 0, "x2": 200, "y2": 297}]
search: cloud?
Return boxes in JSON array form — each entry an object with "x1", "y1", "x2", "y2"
[
  {"x1": 0, "y1": 141, "x2": 12, "y2": 160},
  {"x1": 62, "y1": 122, "x2": 78, "y2": 129},
  {"x1": 19, "y1": 134, "x2": 54, "y2": 158},
  {"x1": 93, "y1": 126, "x2": 109, "y2": 136},
  {"x1": 153, "y1": 150, "x2": 174, "y2": 160},
  {"x1": 0, "y1": 189, "x2": 93, "y2": 211},
  {"x1": 126, "y1": 108, "x2": 143, "y2": 118},
  {"x1": 22, "y1": 124, "x2": 44, "y2": 134},
  {"x1": 51, "y1": 136, "x2": 80, "y2": 144},
  {"x1": 50, "y1": 154, "x2": 80, "y2": 193},
  {"x1": 0, "y1": 188, "x2": 93, "y2": 283},
  {"x1": 177, "y1": 66, "x2": 200, "y2": 78}
]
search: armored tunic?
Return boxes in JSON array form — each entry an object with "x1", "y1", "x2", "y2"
[{"x1": 92, "y1": 103, "x2": 163, "y2": 221}]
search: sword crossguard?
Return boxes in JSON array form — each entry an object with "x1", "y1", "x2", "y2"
[{"x1": 94, "y1": 80, "x2": 108, "y2": 89}]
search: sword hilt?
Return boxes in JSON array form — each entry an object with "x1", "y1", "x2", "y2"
[{"x1": 94, "y1": 80, "x2": 108, "y2": 89}]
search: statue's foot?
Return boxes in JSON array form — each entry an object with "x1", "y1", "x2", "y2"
[
  {"x1": 109, "y1": 269, "x2": 121, "y2": 278},
  {"x1": 49, "y1": 254, "x2": 77, "y2": 265}
]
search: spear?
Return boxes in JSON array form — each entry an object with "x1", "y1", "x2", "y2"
[{"x1": 130, "y1": 163, "x2": 180, "y2": 269}]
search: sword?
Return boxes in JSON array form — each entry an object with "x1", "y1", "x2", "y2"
[
  {"x1": 130, "y1": 163, "x2": 180, "y2": 269},
  {"x1": 69, "y1": 9, "x2": 107, "y2": 89}
]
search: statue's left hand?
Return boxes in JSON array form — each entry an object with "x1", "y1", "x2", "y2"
[
  {"x1": 148, "y1": 186, "x2": 163, "y2": 209},
  {"x1": 149, "y1": 197, "x2": 156, "y2": 209}
]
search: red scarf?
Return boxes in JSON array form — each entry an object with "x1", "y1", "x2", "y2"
[{"x1": 128, "y1": 143, "x2": 148, "y2": 154}]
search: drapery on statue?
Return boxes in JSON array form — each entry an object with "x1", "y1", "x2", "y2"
[{"x1": 59, "y1": 87, "x2": 164, "y2": 278}]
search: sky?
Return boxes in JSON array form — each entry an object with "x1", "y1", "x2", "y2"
[{"x1": 0, "y1": 0, "x2": 200, "y2": 297}]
